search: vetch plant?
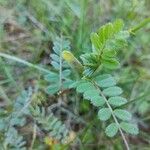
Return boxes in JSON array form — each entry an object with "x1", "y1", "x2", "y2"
[
  {"x1": 62, "y1": 19, "x2": 139, "y2": 150},
  {"x1": 0, "y1": 15, "x2": 149, "y2": 149}
]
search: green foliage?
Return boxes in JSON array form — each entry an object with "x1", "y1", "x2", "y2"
[
  {"x1": 44, "y1": 37, "x2": 73, "y2": 95},
  {"x1": 66, "y1": 20, "x2": 139, "y2": 143},
  {"x1": 4, "y1": 127, "x2": 26, "y2": 150},
  {"x1": 30, "y1": 105, "x2": 70, "y2": 144},
  {"x1": 72, "y1": 74, "x2": 138, "y2": 138},
  {"x1": 0, "y1": 88, "x2": 32, "y2": 149},
  {"x1": 81, "y1": 20, "x2": 129, "y2": 76},
  {"x1": 0, "y1": 87, "x2": 71, "y2": 148},
  {"x1": 0, "y1": 0, "x2": 150, "y2": 149}
]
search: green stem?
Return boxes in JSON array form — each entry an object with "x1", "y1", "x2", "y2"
[
  {"x1": 0, "y1": 52, "x2": 51, "y2": 74},
  {"x1": 130, "y1": 17, "x2": 150, "y2": 33}
]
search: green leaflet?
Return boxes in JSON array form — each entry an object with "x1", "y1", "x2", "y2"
[
  {"x1": 76, "y1": 82, "x2": 95, "y2": 93},
  {"x1": 95, "y1": 19, "x2": 124, "y2": 52},
  {"x1": 50, "y1": 54, "x2": 60, "y2": 62},
  {"x1": 94, "y1": 74, "x2": 111, "y2": 80},
  {"x1": 46, "y1": 84, "x2": 59, "y2": 95},
  {"x1": 69, "y1": 80, "x2": 80, "y2": 88},
  {"x1": 102, "y1": 49, "x2": 117, "y2": 58},
  {"x1": 113, "y1": 19, "x2": 124, "y2": 34},
  {"x1": 120, "y1": 122, "x2": 139, "y2": 135},
  {"x1": 83, "y1": 89, "x2": 100, "y2": 100},
  {"x1": 108, "y1": 96, "x2": 127, "y2": 106},
  {"x1": 103, "y1": 86, "x2": 123, "y2": 97},
  {"x1": 62, "y1": 69, "x2": 71, "y2": 77},
  {"x1": 91, "y1": 32, "x2": 102, "y2": 51},
  {"x1": 63, "y1": 80, "x2": 74, "y2": 89},
  {"x1": 114, "y1": 109, "x2": 132, "y2": 121},
  {"x1": 44, "y1": 72, "x2": 59, "y2": 82},
  {"x1": 97, "y1": 23, "x2": 114, "y2": 47},
  {"x1": 102, "y1": 58, "x2": 120, "y2": 69},
  {"x1": 51, "y1": 61, "x2": 60, "y2": 70},
  {"x1": 105, "y1": 123, "x2": 118, "y2": 137},
  {"x1": 91, "y1": 95, "x2": 105, "y2": 107},
  {"x1": 98, "y1": 108, "x2": 111, "y2": 121},
  {"x1": 94, "y1": 74, "x2": 116, "y2": 88}
]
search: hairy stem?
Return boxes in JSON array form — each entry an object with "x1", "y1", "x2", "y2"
[{"x1": 93, "y1": 82, "x2": 130, "y2": 150}]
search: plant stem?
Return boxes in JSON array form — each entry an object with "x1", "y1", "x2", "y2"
[
  {"x1": 29, "y1": 123, "x2": 37, "y2": 150},
  {"x1": 130, "y1": 17, "x2": 150, "y2": 33},
  {"x1": 59, "y1": 35, "x2": 63, "y2": 91},
  {"x1": 94, "y1": 82, "x2": 130, "y2": 150},
  {"x1": 0, "y1": 52, "x2": 51, "y2": 74}
]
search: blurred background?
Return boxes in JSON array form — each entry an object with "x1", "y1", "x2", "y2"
[{"x1": 0, "y1": 0, "x2": 150, "y2": 149}]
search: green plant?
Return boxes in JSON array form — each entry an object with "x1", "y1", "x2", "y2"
[
  {"x1": 0, "y1": 86, "x2": 72, "y2": 149},
  {"x1": 30, "y1": 105, "x2": 71, "y2": 144},
  {"x1": 62, "y1": 19, "x2": 139, "y2": 150},
  {"x1": 44, "y1": 36, "x2": 74, "y2": 95},
  {"x1": 0, "y1": 0, "x2": 150, "y2": 149},
  {"x1": 0, "y1": 88, "x2": 32, "y2": 150}
]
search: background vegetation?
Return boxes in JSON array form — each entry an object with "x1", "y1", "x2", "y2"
[{"x1": 0, "y1": 0, "x2": 150, "y2": 149}]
